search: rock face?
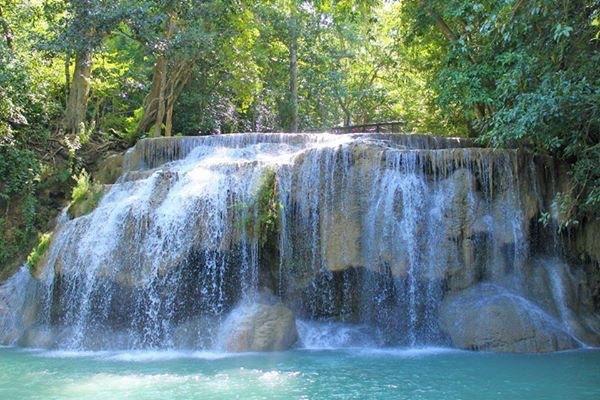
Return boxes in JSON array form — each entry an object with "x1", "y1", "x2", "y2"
[
  {"x1": 439, "y1": 284, "x2": 577, "y2": 353},
  {"x1": 1, "y1": 133, "x2": 599, "y2": 353},
  {"x1": 95, "y1": 153, "x2": 125, "y2": 184},
  {"x1": 0, "y1": 267, "x2": 40, "y2": 346},
  {"x1": 220, "y1": 301, "x2": 298, "y2": 352}
]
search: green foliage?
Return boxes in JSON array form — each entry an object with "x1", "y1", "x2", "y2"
[
  {"x1": 120, "y1": 107, "x2": 146, "y2": 144},
  {"x1": 397, "y1": 0, "x2": 600, "y2": 218},
  {"x1": 1, "y1": 0, "x2": 599, "y2": 276},
  {"x1": 245, "y1": 168, "x2": 282, "y2": 246},
  {"x1": 0, "y1": 141, "x2": 40, "y2": 201},
  {"x1": 90, "y1": 32, "x2": 150, "y2": 139},
  {"x1": 70, "y1": 170, "x2": 93, "y2": 204},
  {"x1": 26, "y1": 232, "x2": 52, "y2": 273},
  {"x1": 68, "y1": 170, "x2": 103, "y2": 218},
  {"x1": 0, "y1": 1, "x2": 64, "y2": 274},
  {"x1": 553, "y1": 192, "x2": 581, "y2": 233}
]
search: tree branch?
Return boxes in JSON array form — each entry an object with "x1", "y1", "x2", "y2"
[{"x1": 419, "y1": 1, "x2": 458, "y2": 42}]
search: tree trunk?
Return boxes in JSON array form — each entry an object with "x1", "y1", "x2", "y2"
[
  {"x1": 165, "y1": 85, "x2": 175, "y2": 137},
  {"x1": 136, "y1": 61, "x2": 163, "y2": 135},
  {"x1": 137, "y1": 12, "x2": 177, "y2": 137},
  {"x1": 288, "y1": 23, "x2": 299, "y2": 133},
  {"x1": 152, "y1": 55, "x2": 167, "y2": 137},
  {"x1": 343, "y1": 111, "x2": 351, "y2": 127},
  {"x1": 137, "y1": 57, "x2": 193, "y2": 137},
  {"x1": 64, "y1": 49, "x2": 92, "y2": 135},
  {"x1": 64, "y1": 51, "x2": 71, "y2": 102},
  {"x1": 334, "y1": 93, "x2": 351, "y2": 127},
  {"x1": 164, "y1": 102, "x2": 174, "y2": 137}
]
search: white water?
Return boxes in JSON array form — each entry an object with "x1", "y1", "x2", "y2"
[
  {"x1": 0, "y1": 132, "x2": 594, "y2": 351},
  {"x1": 296, "y1": 320, "x2": 382, "y2": 349}
]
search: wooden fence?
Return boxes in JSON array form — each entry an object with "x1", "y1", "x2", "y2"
[{"x1": 330, "y1": 121, "x2": 405, "y2": 134}]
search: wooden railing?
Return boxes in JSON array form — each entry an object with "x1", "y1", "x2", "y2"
[{"x1": 330, "y1": 121, "x2": 405, "y2": 134}]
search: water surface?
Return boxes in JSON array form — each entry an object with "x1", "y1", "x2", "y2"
[{"x1": 1, "y1": 347, "x2": 599, "y2": 399}]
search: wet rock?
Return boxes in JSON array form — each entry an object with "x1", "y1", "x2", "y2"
[
  {"x1": 581, "y1": 313, "x2": 600, "y2": 345},
  {"x1": 67, "y1": 184, "x2": 106, "y2": 219},
  {"x1": 220, "y1": 300, "x2": 298, "y2": 352},
  {"x1": 96, "y1": 153, "x2": 125, "y2": 184},
  {"x1": 172, "y1": 316, "x2": 221, "y2": 349},
  {"x1": 441, "y1": 168, "x2": 479, "y2": 240},
  {"x1": 20, "y1": 326, "x2": 55, "y2": 348},
  {"x1": 0, "y1": 301, "x2": 19, "y2": 344},
  {"x1": 322, "y1": 207, "x2": 364, "y2": 271},
  {"x1": 572, "y1": 219, "x2": 600, "y2": 265},
  {"x1": 0, "y1": 269, "x2": 40, "y2": 345},
  {"x1": 439, "y1": 283, "x2": 577, "y2": 353}
]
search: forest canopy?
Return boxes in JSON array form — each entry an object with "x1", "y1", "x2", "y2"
[{"x1": 0, "y1": 0, "x2": 599, "y2": 272}]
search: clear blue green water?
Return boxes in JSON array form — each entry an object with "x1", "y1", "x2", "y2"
[{"x1": 1, "y1": 347, "x2": 599, "y2": 399}]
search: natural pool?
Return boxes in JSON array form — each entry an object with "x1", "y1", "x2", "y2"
[{"x1": 1, "y1": 347, "x2": 599, "y2": 400}]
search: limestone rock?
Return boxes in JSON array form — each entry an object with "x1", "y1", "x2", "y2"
[
  {"x1": 67, "y1": 184, "x2": 106, "y2": 219},
  {"x1": 322, "y1": 206, "x2": 364, "y2": 271},
  {"x1": 439, "y1": 283, "x2": 577, "y2": 353},
  {"x1": 573, "y1": 219, "x2": 600, "y2": 265},
  {"x1": 96, "y1": 153, "x2": 125, "y2": 185},
  {"x1": 220, "y1": 301, "x2": 298, "y2": 352},
  {"x1": 0, "y1": 268, "x2": 40, "y2": 345},
  {"x1": 442, "y1": 168, "x2": 479, "y2": 240}
]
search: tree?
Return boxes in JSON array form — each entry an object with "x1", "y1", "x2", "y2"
[
  {"x1": 62, "y1": 0, "x2": 127, "y2": 136},
  {"x1": 399, "y1": 0, "x2": 600, "y2": 218},
  {"x1": 135, "y1": 1, "x2": 231, "y2": 137}
]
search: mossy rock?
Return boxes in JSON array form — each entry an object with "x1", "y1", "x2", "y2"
[
  {"x1": 243, "y1": 168, "x2": 281, "y2": 246},
  {"x1": 67, "y1": 184, "x2": 105, "y2": 218},
  {"x1": 26, "y1": 232, "x2": 52, "y2": 276}
]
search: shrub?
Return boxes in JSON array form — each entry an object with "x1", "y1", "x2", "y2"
[
  {"x1": 68, "y1": 170, "x2": 104, "y2": 218},
  {"x1": 26, "y1": 232, "x2": 52, "y2": 272}
]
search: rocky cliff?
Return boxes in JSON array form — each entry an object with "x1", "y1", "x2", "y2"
[{"x1": 0, "y1": 133, "x2": 598, "y2": 352}]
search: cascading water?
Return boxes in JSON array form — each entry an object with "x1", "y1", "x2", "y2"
[{"x1": 0, "y1": 133, "x2": 598, "y2": 352}]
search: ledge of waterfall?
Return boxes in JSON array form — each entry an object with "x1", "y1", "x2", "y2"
[{"x1": 1, "y1": 132, "x2": 599, "y2": 354}]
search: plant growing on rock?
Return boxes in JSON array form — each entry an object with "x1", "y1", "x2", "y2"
[
  {"x1": 245, "y1": 168, "x2": 282, "y2": 247},
  {"x1": 26, "y1": 232, "x2": 52, "y2": 273},
  {"x1": 67, "y1": 170, "x2": 104, "y2": 218}
]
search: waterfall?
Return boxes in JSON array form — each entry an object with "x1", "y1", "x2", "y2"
[{"x1": 0, "y1": 133, "x2": 597, "y2": 351}]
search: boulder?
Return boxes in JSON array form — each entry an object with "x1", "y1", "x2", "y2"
[
  {"x1": 439, "y1": 283, "x2": 577, "y2": 353},
  {"x1": 220, "y1": 301, "x2": 298, "y2": 352}
]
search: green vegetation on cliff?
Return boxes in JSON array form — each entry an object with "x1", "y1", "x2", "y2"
[
  {"x1": 244, "y1": 168, "x2": 281, "y2": 247},
  {"x1": 67, "y1": 170, "x2": 104, "y2": 218},
  {"x1": 0, "y1": 0, "x2": 598, "y2": 276},
  {"x1": 26, "y1": 232, "x2": 52, "y2": 273}
]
